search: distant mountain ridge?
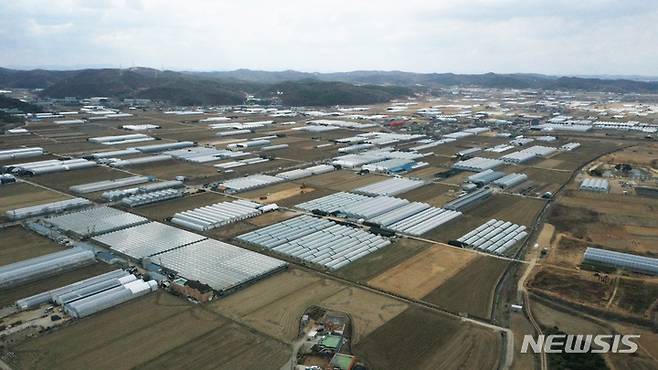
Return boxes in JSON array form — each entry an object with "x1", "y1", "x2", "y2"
[{"x1": 2, "y1": 67, "x2": 658, "y2": 106}]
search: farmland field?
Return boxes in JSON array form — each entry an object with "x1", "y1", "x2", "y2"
[
  {"x1": 354, "y1": 306, "x2": 502, "y2": 370},
  {"x1": 8, "y1": 292, "x2": 289, "y2": 370},
  {"x1": 0, "y1": 226, "x2": 63, "y2": 266},
  {"x1": 421, "y1": 255, "x2": 511, "y2": 319},
  {"x1": 369, "y1": 244, "x2": 477, "y2": 299}
]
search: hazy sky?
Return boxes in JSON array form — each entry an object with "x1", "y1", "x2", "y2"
[{"x1": 1, "y1": 0, "x2": 657, "y2": 75}]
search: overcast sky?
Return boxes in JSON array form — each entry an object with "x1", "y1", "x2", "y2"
[{"x1": 1, "y1": 0, "x2": 657, "y2": 76}]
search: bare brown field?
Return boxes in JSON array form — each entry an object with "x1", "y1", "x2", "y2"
[
  {"x1": 549, "y1": 139, "x2": 625, "y2": 171},
  {"x1": 528, "y1": 266, "x2": 612, "y2": 308},
  {"x1": 397, "y1": 182, "x2": 458, "y2": 206},
  {"x1": 318, "y1": 287, "x2": 408, "y2": 343},
  {"x1": 437, "y1": 170, "x2": 472, "y2": 186},
  {"x1": 545, "y1": 234, "x2": 591, "y2": 268},
  {"x1": 137, "y1": 322, "x2": 289, "y2": 370},
  {"x1": 276, "y1": 187, "x2": 336, "y2": 208},
  {"x1": 8, "y1": 291, "x2": 289, "y2": 370},
  {"x1": 369, "y1": 244, "x2": 477, "y2": 300},
  {"x1": 0, "y1": 225, "x2": 62, "y2": 266},
  {"x1": 0, "y1": 182, "x2": 70, "y2": 216},
  {"x1": 405, "y1": 166, "x2": 445, "y2": 180},
  {"x1": 532, "y1": 299, "x2": 658, "y2": 370},
  {"x1": 354, "y1": 306, "x2": 502, "y2": 370},
  {"x1": 209, "y1": 269, "x2": 346, "y2": 342},
  {"x1": 209, "y1": 268, "x2": 409, "y2": 346},
  {"x1": 124, "y1": 191, "x2": 231, "y2": 221},
  {"x1": 240, "y1": 182, "x2": 308, "y2": 203},
  {"x1": 600, "y1": 143, "x2": 658, "y2": 168},
  {"x1": 549, "y1": 192, "x2": 658, "y2": 256},
  {"x1": 613, "y1": 279, "x2": 658, "y2": 317},
  {"x1": 422, "y1": 255, "x2": 511, "y2": 319},
  {"x1": 0, "y1": 263, "x2": 115, "y2": 307},
  {"x1": 335, "y1": 238, "x2": 431, "y2": 282},
  {"x1": 423, "y1": 213, "x2": 490, "y2": 242},
  {"x1": 465, "y1": 193, "x2": 546, "y2": 227}
]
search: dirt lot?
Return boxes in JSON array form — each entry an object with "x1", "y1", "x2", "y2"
[
  {"x1": 240, "y1": 182, "x2": 309, "y2": 203},
  {"x1": 7, "y1": 292, "x2": 289, "y2": 370},
  {"x1": 369, "y1": 244, "x2": 477, "y2": 300},
  {"x1": 532, "y1": 299, "x2": 658, "y2": 370},
  {"x1": 209, "y1": 268, "x2": 407, "y2": 345},
  {"x1": 210, "y1": 268, "x2": 346, "y2": 342},
  {"x1": 421, "y1": 255, "x2": 511, "y2": 319},
  {"x1": 528, "y1": 266, "x2": 613, "y2": 308},
  {"x1": 0, "y1": 262, "x2": 115, "y2": 307},
  {"x1": 463, "y1": 193, "x2": 546, "y2": 227},
  {"x1": 397, "y1": 183, "x2": 459, "y2": 206},
  {"x1": 318, "y1": 287, "x2": 408, "y2": 343},
  {"x1": 0, "y1": 225, "x2": 63, "y2": 266},
  {"x1": 613, "y1": 278, "x2": 658, "y2": 317},
  {"x1": 353, "y1": 306, "x2": 502, "y2": 370},
  {"x1": 549, "y1": 190, "x2": 658, "y2": 256},
  {"x1": 0, "y1": 182, "x2": 71, "y2": 217},
  {"x1": 335, "y1": 238, "x2": 431, "y2": 282}
]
